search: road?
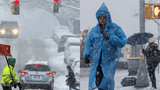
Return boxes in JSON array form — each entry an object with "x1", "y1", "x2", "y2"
[
  {"x1": 80, "y1": 67, "x2": 160, "y2": 90},
  {"x1": 0, "y1": 39, "x2": 68, "y2": 90}
]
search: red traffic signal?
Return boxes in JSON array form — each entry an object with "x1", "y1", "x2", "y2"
[
  {"x1": 14, "y1": 0, "x2": 19, "y2": 5},
  {"x1": 54, "y1": 0, "x2": 59, "y2": 2},
  {"x1": 154, "y1": 5, "x2": 160, "y2": 18}
]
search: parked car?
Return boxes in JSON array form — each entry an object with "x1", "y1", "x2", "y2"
[
  {"x1": 65, "y1": 46, "x2": 80, "y2": 65},
  {"x1": 64, "y1": 37, "x2": 80, "y2": 63},
  {"x1": 58, "y1": 35, "x2": 79, "y2": 53},
  {"x1": 18, "y1": 61, "x2": 56, "y2": 90},
  {"x1": 52, "y1": 26, "x2": 74, "y2": 44}
]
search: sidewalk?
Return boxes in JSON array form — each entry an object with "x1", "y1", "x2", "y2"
[{"x1": 80, "y1": 67, "x2": 160, "y2": 90}]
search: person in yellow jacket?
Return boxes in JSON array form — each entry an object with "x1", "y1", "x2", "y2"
[{"x1": 1, "y1": 57, "x2": 22, "y2": 90}]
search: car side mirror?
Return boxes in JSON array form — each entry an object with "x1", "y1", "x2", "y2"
[
  {"x1": 53, "y1": 71, "x2": 56, "y2": 74},
  {"x1": 18, "y1": 70, "x2": 21, "y2": 73}
]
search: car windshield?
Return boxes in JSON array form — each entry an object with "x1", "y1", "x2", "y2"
[{"x1": 25, "y1": 65, "x2": 50, "y2": 71}]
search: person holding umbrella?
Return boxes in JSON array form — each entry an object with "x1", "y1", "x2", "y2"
[
  {"x1": 1, "y1": 57, "x2": 22, "y2": 90},
  {"x1": 142, "y1": 37, "x2": 159, "y2": 90},
  {"x1": 83, "y1": 2, "x2": 127, "y2": 90}
]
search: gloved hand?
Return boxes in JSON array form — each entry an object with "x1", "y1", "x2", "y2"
[
  {"x1": 103, "y1": 33, "x2": 110, "y2": 40},
  {"x1": 10, "y1": 82, "x2": 13, "y2": 86},
  {"x1": 85, "y1": 55, "x2": 90, "y2": 64},
  {"x1": 14, "y1": 83, "x2": 17, "y2": 88},
  {"x1": 17, "y1": 83, "x2": 22, "y2": 89}
]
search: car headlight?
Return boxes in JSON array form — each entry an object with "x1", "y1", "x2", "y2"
[
  {"x1": 12, "y1": 28, "x2": 19, "y2": 35},
  {"x1": 0, "y1": 29, "x2": 5, "y2": 35}
]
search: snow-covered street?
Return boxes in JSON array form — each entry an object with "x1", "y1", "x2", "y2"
[
  {"x1": 80, "y1": 67, "x2": 160, "y2": 90},
  {"x1": 0, "y1": 39, "x2": 69, "y2": 90}
]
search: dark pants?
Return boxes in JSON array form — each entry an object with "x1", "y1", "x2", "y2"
[
  {"x1": 2, "y1": 86, "x2": 12, "y2": 90},
  {"x1": 69, "y1": 82, "x2": 78, "y2": 90},
  {"x1": 95, "y1": 50, "x2": 104, "y2": 90},
  {"x1": 147, "y1": 61, "x2": 159, "y2": 89}
]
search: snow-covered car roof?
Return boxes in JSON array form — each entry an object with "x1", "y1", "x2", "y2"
[
  {"x1": 68, "y1": 46, "x2": 80, "y2": 52},
  {"x1": 25, "y1": 60, "x2": 48, "y2": 65},
  {"x1": 66, "y1": 37, "x2": 80, "y2": 43},
  {"x1": 68, "y1": 46, "x2": 80, "y2": 59},
  {"x1": 53, "y1": 26, "x2": 74, "y2": 38}
]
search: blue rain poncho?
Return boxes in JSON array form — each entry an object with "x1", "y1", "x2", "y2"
[{"x1": 83, "y1": 3, "x2": 127, "y2": 90}]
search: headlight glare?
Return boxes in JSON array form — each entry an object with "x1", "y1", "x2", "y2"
[
  {"x1": 1, "y1": 29, "x2": 5, "y2": 35},
  {"x1": 12, "y1": 28, "x2": 18, "y2": 35}
]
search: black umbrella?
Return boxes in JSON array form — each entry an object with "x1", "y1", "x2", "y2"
[{"x1": 127, "y1": 32, "x2": 153, "y2": 46}]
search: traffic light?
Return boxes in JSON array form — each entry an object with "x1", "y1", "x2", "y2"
[
  {"x1": 145, "y1": 6, "x2": 152, "y2": 19},
  {"x1": 154, "y1": 5, "x2": 160, "y2": 18},
  {"x1": 11, "y1": 0, "x2": 19, "y2": 15},
  {"x1": 53, "y1": 0, "x2": 59, "y2": 13}
]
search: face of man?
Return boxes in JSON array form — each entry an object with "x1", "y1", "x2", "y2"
[
  {"x1": 13, "y1": 62, "x2": 15, "y2": 67},
  {"x1": 98, "y1": 15, "x2": 107, "y2": 25}
]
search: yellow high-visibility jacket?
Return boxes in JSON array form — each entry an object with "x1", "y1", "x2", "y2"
[{"x1": 1, "y1": 65, "x2": 20, "y2": 87}]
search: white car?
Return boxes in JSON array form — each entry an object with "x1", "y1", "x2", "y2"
[
  {"x1": 52, "y1": 26, "x2": 74, "y2": 44},
  {"x1": 18, "y1": 60, "x2": 56, "y2": 90},
  {"x1": 64, "y1": 37, "x2": 80, "y2": 63},
  {"x1": 65, "y1": 46, "x2": 80, "y2": 65}
]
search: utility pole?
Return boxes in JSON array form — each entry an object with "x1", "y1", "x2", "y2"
[{"x1": 135, "y1": 0, "x2": 149, "y2": 88}]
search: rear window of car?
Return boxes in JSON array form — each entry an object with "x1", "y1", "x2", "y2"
[{"x1": 24, "y1": 65, "x2": 50, "y2": 71}]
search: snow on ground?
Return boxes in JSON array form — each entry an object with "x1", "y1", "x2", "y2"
[
  {"x1": 0, "y1": 39, "x2": 70, "y2": 90},
  {"x1": 81, "y1": 67, "x2": 160, "y2": 90},
  {"x1": 44, "y1": 39, "x2": 69, "y2": 90}
]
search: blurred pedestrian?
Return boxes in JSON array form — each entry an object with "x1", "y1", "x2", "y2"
[
  {"x1": 83, "y1": 2, "x2": 127, "y2": 90},
  {"x1": 66, "y1": 65, "x2": 79, "y2": 90},
  {"x1": 1, "y1": 57, "x2": 22, "y2": 90},
  {"x1": 142, "y1": 37, "x2": 160, "y2": 90}
]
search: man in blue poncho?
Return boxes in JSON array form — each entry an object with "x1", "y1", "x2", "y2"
[{"x1": 83, "y1": 3, "x2": 127, "y2": 90}]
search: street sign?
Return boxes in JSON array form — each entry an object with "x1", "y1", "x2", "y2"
[{"x1": 0, "y1": 44, "x2": 12, "y2": 57}]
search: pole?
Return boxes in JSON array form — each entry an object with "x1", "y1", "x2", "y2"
[
  {"x1": 158, "y1": 37, "x2": 159, "y2": 73},
  {"x1": 158, "y1": 25, "x2": 160, "y2": 73},
  {"x1": 5, "y1": 56, "x2": 14, "y2": 85},
  {"x1": 135, "y1": 0, "x2": 149, "y2": 88}
]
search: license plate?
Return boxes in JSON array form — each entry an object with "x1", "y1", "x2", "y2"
[{"x1": 33, "y1": 75, "x2": 40, "y2": 79}]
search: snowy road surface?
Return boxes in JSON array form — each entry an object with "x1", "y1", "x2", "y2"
[
  {"x1": 0, "y1": 39, "x2": 69, "y2": 90},
  {"x1": 81, "y1": 67, "x2": 160, "y2": 90}
]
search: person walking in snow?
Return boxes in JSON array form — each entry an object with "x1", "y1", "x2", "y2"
[
  {"x1": 142, "y1": 37, "x2": 160, "y2": 90},
  {"x1": 83, "y1": 3, "x2": 127, "y2": 90},
  {"x1": 66, "y1": 65, "x2": 79, "y2": 90},
  {"x1": 1, "y1": 57, "x2": 22, "y2": 90}
]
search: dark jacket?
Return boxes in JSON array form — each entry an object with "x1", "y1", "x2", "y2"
[
  {"x1": 142, "y1": 43, "x2": 159, "y2": 64},
  {"x1": 66, "y1": 66, "x2": 76, "y2": 84}
]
